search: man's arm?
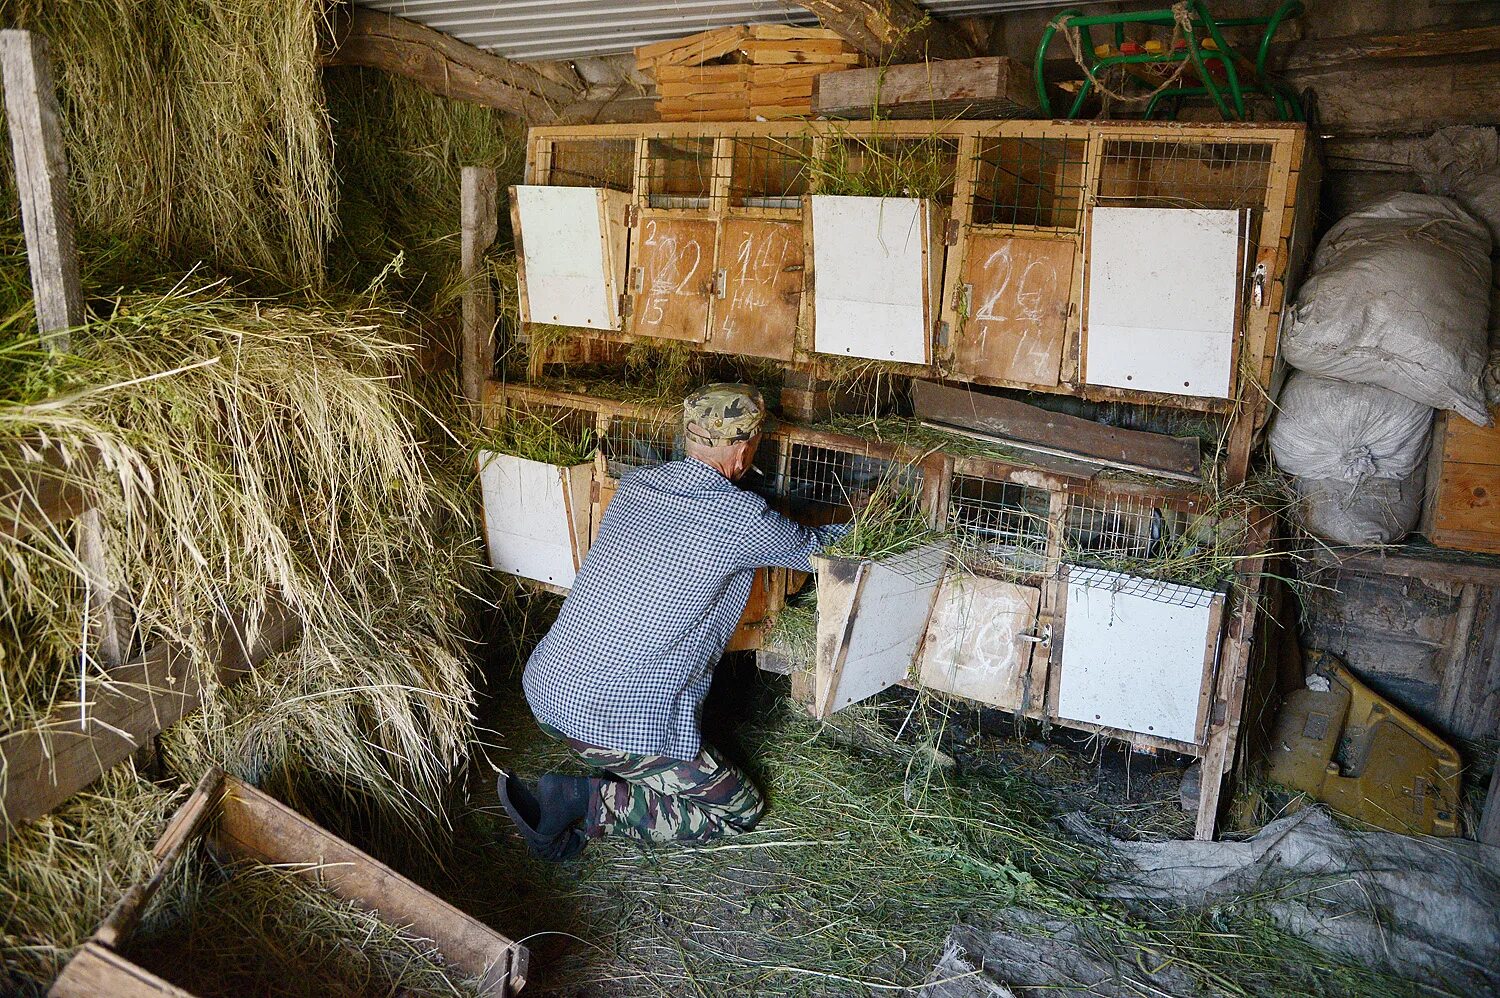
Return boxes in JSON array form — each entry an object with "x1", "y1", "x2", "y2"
[{"x1": 736, "y1": 503, "x2": 850, "y2": 572}]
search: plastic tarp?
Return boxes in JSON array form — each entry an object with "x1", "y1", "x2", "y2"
[{"x1": 916, "y1": 809, "x2": 1499, "y2": 997}]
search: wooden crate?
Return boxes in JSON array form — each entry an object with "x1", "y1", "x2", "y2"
[
  {"x1": 1422, "y1": 405, "x2": 1500, "y2": 555},
  {"x1": 50, "y1": 769, "x2": 528, "y2": 997},
  {"x1": 637, "y1": 25, "x2": 860, "y2": 122}
]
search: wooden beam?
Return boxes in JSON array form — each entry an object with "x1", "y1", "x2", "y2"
[
  {"x1": 813, "y1": 56, "x2": 1037, "y2": 119},
  {"x1": 0, "y1": 603, "x2": 300, "y2": 840},
  {"x1": 1481, "y1": 763, "x2": 1500, "y2": 847},
  {"x1": 325, "y1": 7, "x2": 578, "y2": 121},
  {"x1": 0, "y1": 30, "x2": 80, "y2": 349},
  {"x1": 911, "y1": 380, "x2": 1202, "y2": 481},
  {"x1": 797, "y1": 0, "x2": 978, "y2": 63},
  {"x1": 1, "y1": 30, "x2": 131, "y2": 668},
  {"x1": 460, "y1": 166, "x2": 499, "y2": 405}
]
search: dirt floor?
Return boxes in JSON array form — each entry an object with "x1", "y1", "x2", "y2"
[
  {"x1": 435, "y1": 651, "x2": 1205, "y2": 996},
  {"x1": 411, "y1": 595, "x2": 1445, "y2": 998}
]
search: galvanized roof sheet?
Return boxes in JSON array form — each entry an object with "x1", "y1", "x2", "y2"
[{"x1": 354, "y1": 1, "x2": 1082, "y2": 62}]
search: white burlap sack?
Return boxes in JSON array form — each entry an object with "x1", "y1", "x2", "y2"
[
  {"x1": 1281, "y1": 192, "x2": 1492, "y2": 425},
  {"x1": 1411, "y1": 125, "x2": 1500, "y2": 245},
  {"x1": 1268, "y1": 371, "x2": 1434, "y2": 545}
]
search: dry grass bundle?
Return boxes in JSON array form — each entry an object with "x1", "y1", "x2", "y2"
[
  {"x1": 127, "y1": 856, "x2": 486, "y2": 998},
  {"x1": 0, "y1": 258, "x2": 490, "y2": 863},
  {"x1": 477, "y1": 405, "x2": 596, "y2": 467},
  {"x1": 0, "y1": 0, "x2": 334, "y2": 286},
  {"x1": 0, "y1": 764, "x2": 184, "y2": 993},
  {"x1": 326, "y1": 67, "x2": 524, "y2": 313},
  {"x1": 806, "y1": 131, "x2": 957, "y2": 200},
  {"x1": 827, "y1": 472, "x2": 939, "y2": 561}
]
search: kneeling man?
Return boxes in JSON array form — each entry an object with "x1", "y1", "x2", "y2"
[{"x1": 501, "y1": 384, "x2": 845, "y2": 859}]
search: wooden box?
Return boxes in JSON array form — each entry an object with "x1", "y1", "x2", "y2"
[
  {"x1": 50, "y1": 769, "x2": 528, "y2": 997},
  {"x1": 1422, "y1": 406, "x2": 1500, "y2": 555}
]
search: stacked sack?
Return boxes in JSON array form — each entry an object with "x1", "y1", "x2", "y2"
[{"x1": 1270, "y1": 148, "x2": 1497, "y2": 545}]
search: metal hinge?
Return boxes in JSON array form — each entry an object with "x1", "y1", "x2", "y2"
[
  {"x1": 712, "y1": 268, "x2": 727, "y2": 299},
  {"x1": 618, "y1": 293, "x2": 631, "y2": 317},
  {"x1": 944, "y1": 219, "x2": 960, "y2": 245},
  {"x1": 1211, "y1": 699, "x2": 1228, "y2": 725},
  {"x1": 935, "y1": 321, "x2": 950, "y2": 350},
  {"x1": 624, "y1": 205, "x2": 639, "y2": 227}
]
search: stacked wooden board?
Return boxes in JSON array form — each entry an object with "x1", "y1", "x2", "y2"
[{"x1": 636, "y1": 25, "x2": 862, "y2": 122}]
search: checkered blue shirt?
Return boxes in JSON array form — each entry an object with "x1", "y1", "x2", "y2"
[{"x1": 523, "y1": 458, "x2": 843, "y2": 760}]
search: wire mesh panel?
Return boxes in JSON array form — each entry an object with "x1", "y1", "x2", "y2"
[
  {"x1": 947, "y1": 475, "x2": 1051, "y2": 577},
  {"x1": 813, "y1": 135, "x2": 959, "y2": 203},
  {"x1": 774, "y1": 440, "x2": 920, "y2": 525},
  {"x1": 602, "y1": 414, "x2": 680, "y2": 477},
  {"x1": 1065, "y1": 492, "x2": 1189, "y2": 562},
  {"x1": 545, "y1": 138, "x2": 636, "y2": 190},
  {"x1": 971, "y1": 134, "x2": 1089, "y2": 228},
  {"x1": 730, "y1": 135, "x2": 811, "y2": 209},
  {"x1": 1094, "y1": 137, "x2": 1274, "y2": 212},
  {"x1": 643, "y1": 135, "x2": 719, "y2": 208}
]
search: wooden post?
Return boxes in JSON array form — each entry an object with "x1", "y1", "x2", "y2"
[
  {"x1": 460, "y1": 166, "x2": 499, "y2": 404},
  {"x1": 1, "y1": 30, "x2": 128, "y2": 668},
  {"x1": 0, "y1": 30, "x2": 79, "y2": 352}
]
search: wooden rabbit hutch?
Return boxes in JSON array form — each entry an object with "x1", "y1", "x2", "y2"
[{"x1": 486, "y1": 116, "x2": 1318, "y2": 840}]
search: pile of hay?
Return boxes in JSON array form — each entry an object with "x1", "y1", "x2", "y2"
[
  {"x1": 0, "y1": 0, "x2": 333, "y2": 287},
  {"x1": 0, "y1": 243, "x2": 486, "y2": 989}
]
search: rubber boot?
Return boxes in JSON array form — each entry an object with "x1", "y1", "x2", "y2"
[{"x1": 497, "y1": 771, "x2": 583, "y2": 860}]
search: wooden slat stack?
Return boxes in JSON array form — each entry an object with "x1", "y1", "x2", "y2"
[{"x1": 636, "y1": 24, "x2": 862, "y2": 122}]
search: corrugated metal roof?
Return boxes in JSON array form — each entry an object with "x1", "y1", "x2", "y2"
[{"x1": 355, "y1": 1, "x2": 1084, "y2": 63}]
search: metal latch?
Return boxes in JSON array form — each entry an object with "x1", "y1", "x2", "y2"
[
  {"x1": 1251, "y1": 262, "x2": 1268, "y2": 308},
  {"x1": 1019, "y1": 624, "x2": 1052, "y2": 649},
  {"x1": 944, "y1": 219, "x2": 960, "y2": 245},
  {"x1": 630, "y1": 267, "x2": 644, "y2": 294}
]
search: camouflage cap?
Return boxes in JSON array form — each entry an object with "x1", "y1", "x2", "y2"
[{"x1": 683, "y1": 383, "x2": 767, "y2": 446}]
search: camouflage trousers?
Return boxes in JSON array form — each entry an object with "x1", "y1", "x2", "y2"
[{"x1": 540, "y1": 723, "x2": 765, "y2": 845}]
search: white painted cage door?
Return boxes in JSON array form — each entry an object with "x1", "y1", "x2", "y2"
[
  {"x1": 515, "y1": 185, "x2": 617, "y2": 329},
  {"x1": 1055, "y1": 567, "x2": 1221, "y2": 744},
  {"x1": 811, "y1": 195, "x2": 930, "y2": 364},
  {"x1": 478, "y1": 451, "x2": 592, "y2": 588},
  {"x1": 1085, "y1": 207, "x2": 1243, "y2": 398}
]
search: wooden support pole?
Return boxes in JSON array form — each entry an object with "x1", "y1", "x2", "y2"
[
  {"x1": 0, "y1": 30, "x2": 79, "y2": 351},
  {"x1": 460, "y1": 166, "x2": 499, "y2": 404},
  {"x1": 1, "y1": 29, "x2": 129, "y2": 669},
  {"x1": 797, "y1": 0, "x2": 977, "y2": 63}
]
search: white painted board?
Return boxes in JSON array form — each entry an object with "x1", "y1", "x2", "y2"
[
  {"x1": 811, "y1": 195, "x2": 930, "y2": 364},
  {"x1": 515, "y1": 185, "x2": 616, "y2": 329},
  {"x1": 815, "y1": 542, "x2": 947, "y2": 715},
  {"x1": 1085, "y1": 207, "x2": 1242, "y2": 398},
  {"x1": 1056, "y1": 567, "x2": 1220, "y2": 744},
  {"x1": 478, "y1": 451, "x2": 593, "y2": 587},
  {"x1": 919, "y1": 574, "x2": 1040, "y2": 709}
]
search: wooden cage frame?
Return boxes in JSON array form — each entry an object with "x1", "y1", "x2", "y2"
[
  {"x1": 486, "y1": 380, "x2": 1271, "y2": 839},
  {"x1": 514, "y1": 119, "x2": 1320, "y2": 483}
]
